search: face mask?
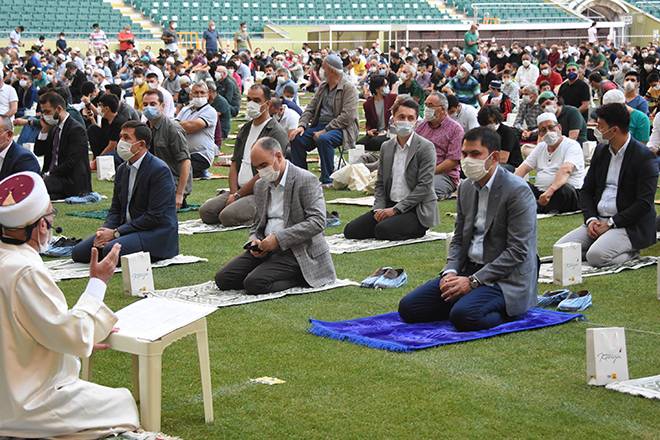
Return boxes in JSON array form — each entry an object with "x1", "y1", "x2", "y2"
[
  {"x1": 622, "y1": 62, "x2": 630, "y2": 70},
  {"x1": 399, "y1": 73, "x2": 408, "y2": 82},
  {"x1": 116, "y1": 139, "x2": 136, "y2": 161},
  {"x1": 461, "y1": 153, "x2": 493, "y2": 182},
  {"x1": 277, "y1": 76, "x2": 286, "y2": 85},
  {"x1": 543, "y1": 104, "x2": 557, "y2": 114},
  {"x1": 43, "y1": 114, "x2": 58, "y2": 126},
  {"x1": 624, "y1": 80, "x2": 636, "y2": 92},
  {"x1": 522, "y1": 60, "x2": 531, "y2": 67},
  {"x1": 393, "y1": 121, "x2": 414, "y2": 137},
  {"x1": 487, "y1": 123, "x2": 500, "y2": 131},
  {"x1": 246, "y1": 100, "x2": 264, "y2": 120},
  {"x1": 480, "y1": 68, "x2": 488, "y2": 75},
  {"x1": 503, "y1": 79, "x2": 511, "y2": 85},
  {"x1": 456, "y1": 70, "x2": 465, "y2": 79},
  {"x1": 381, "y1": 86, "x2": 390, "y2": 95},
  {"x1": 593, "y1": 127, "x2": 612, "y2": 144},
  {"x1": 567, "y1": 72, "x2": 578, "y2": 81},
  {"x1": 135, "y1": 77, "x2": 144, "y2": 85},
  {"x1": 319, "y1": 68, "x2": 326, "y2": 81},
  {"x1": 191, "y1": 97, "x2": 207, "y2": 107},
  {"x1": 424, "y1": 108, "x2": 435, "y2": 121},
  {"x1": 541, "y1": 68, "x2": 550, "y2": 76},
  {"x1": 543, "y1": 130, "x2": 561, "y2": 146},
  {"x1": 148, "y1": 82, "x2": 158, "y2": 90},
  {"x1": 19, "y1": 79, "x2": 27, "y2": 88},
  {"x1": 522, "y1": 95, "x2": 531, "y2": 104},
  {"x1": 655, "y1": 84, "x2": 660, "y2": 91},
  {"x1": 258, "y1": 164, "x2": 280, "y2": 183},
  {"x1": 642, "y1": 52, "x2": 648, "y2": 57},
  {"x1": 46, "y1": 74, "x2": 53, "y2": 82},
  {"x1": 644, "y1": 64, "x2": 654, "y2": 72},
  {"x1": 38, "y1": 220, "x2": 53, "y2": 254},
  {"x1": 379, "y1": 68, "x2": 387, "y2": 75},
  {"x1": 143, "y1": 106, "x2": 161, "y2": 120}
]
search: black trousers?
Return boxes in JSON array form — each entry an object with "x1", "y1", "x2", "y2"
[
  {"x1": 528, "y1": 182, "x2": 579, "y2": 214},
  {"x1": 215, "y1": 249, "x2": 307, "y2": 295},
  {"x1": 356, "y1": 134, "x2": 390, "y2": 152},
  {"x1": 344, "y1": 209, "x2": 427, "y2": 241},
  {"x1": 190, "y1": 153, "x2": 211, "y2": 178}
]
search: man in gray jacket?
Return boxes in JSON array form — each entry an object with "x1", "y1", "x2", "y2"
[
  {"x1": 289, "y1": 54, "x2": 359, "y2": 185},
  {"x1": 344, "y1": 98, "x2": 439, "y2": 240},
  {"x1": 399, "y1": 127, "x2": 538, "y2": 331},
  {"x1": 215, "y1": 137, "x2": 336, "y2": 294}
]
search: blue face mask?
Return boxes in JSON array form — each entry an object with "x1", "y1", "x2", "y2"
[
  {"x1": 143, "y1": 106, "x2": 161, "y2": 120},
  {"x1": 379, "y1": 69, "x2": 387, "y2": 75},
  {"x1": 567, "y1": 72, "x2": 578, "y2": 81}
]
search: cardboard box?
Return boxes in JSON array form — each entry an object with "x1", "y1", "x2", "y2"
[
  {"x1": 553, "y1": 242, "x2": 582, "y2": 286},
  {"x1": 121, "y1": 252, "x2": 155, "y2": 297}
]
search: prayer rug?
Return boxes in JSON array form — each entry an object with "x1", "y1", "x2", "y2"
[
  {"x1": 178, "y1": 219, "x2": 250, "y2": 235},
  {"x1": 45, "y1": 255, "x2": 208, "y2": 282},
  {"x1": 193, "y1": 174, "x2": 228, "y2": 181},
  {"x1": 606, "y1": 375, "x2": 660, "y2": 400},
  {"x1": 67, "y1": 205, "x2": 201, "y2": 220},
  {"x1": 537, "y1": 256, "x2": 658, "y2": 284},
  {"x1": 327, "y1": 196, "x2": 375, "y2": 207},
  {"x1": 52, "y1": 192, "x2": 107, "y2": 204},
  {"x1": 327, "y1": 232, "x2": 450, "y2": 254},
  {"x1": 309, "y1": 308, "x2": 583, "y2": 352},
  {"x1": 445, "y1": 210, "x2": 581, "y2": 220},
  {"x1": 149, "y1": 278, "x2": 359, "y2": 307}
]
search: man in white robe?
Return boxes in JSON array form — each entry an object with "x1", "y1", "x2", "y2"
[{"x1": 0, "y1": 171, "x2": 140, "y2": 439}]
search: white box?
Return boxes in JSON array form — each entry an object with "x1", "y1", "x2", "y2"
[
  {"x1": 96, "y1": 156, "x2": 116, "y2": 181},
  {"x1": 348, "y1": 144, "x2": 365, "y2": 164},
  {"x1": 582, "y1": 141, "x2": 596, "y2": 164},
  {"x1": 553, "y1": 242, "x2": 582, "y2": 286},
  {"x1": 121, "y1": 252, "x2": 155, "y2": 297},
  {"x1": 586, "y1": 327, "x2": 629, "y2": 386}
]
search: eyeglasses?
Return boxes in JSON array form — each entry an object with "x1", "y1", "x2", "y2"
[{"x1": 538, "y1": 125, "x2": 557, "y2": 134}]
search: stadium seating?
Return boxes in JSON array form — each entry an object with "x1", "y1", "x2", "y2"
[
  {"x1": 128, "y1": 0, "x2": 464, "y2": 32},
  {"x1": 627, "y1": 0, "x2": 660, "y2": 19},
  {"x1": 0, "y1": 0, "x2": 152, "y2": 39},
  {"x1": 448, "y1": 0, "x2": 584, "y2": 23}
]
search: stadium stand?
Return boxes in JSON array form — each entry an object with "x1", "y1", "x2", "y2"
[
  {"x1": 448, "y1": 0, "x2": 585, "y2": 23},
  {"x1": 627, "y1": 0, "x2": 660, "y2": 17}
]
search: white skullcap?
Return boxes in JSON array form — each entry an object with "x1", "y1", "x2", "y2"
[
  {"x1": 0, "y1": 172, "x2": 50, "y2": 228},
  {"x1": 93, "y1": 68, "x2": 106, "y2": 77},
  {"x1": 460, "y1": 62, "x2": 473, "y2": 74},
  {"x1": 602, "y1": 89, "x2": 626, "y2": 105},
  {"x1": 179, "y1": 75, "x2": 191, "y2": 85},
  {"x1": 537, "y1": 112, "x2": 558, "y2": 125}
]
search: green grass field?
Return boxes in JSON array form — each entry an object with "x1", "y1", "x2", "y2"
[{"x1": 52, "y1": 94, "x2": 660, "y2": 439}]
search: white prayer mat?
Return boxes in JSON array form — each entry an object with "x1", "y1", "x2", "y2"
[
  {"x1": 45, "y1": 255, "x2": 208, "y2": 282},
  {"x1": 327, "y1": 196, "x2": 375, "y2": 206},
  {"x1": 178, "y1": 219, "x2": 249, "y2": 235},
  {"x1": 445, "y1": 210, "x2": 581, "y2": 220},
  {"x1": 606, "y1": 375, "x2": 660, "y2": 400},
  {"x1": 327, "y1": 232, "x2": 451, "y2": 254},
  {"x1": 537, "y1": 256, "x2": 658, "y2": 284},
  {"x1": 149, "y1": 278, "x2": 359, "y2": 307}
]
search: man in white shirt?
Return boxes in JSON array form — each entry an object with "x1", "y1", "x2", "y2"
[
  {"x1": 447, "y1": 93, "x2": 479, "y2": 133},
  {"x1": 0, "y1": 71, "x2": 18, "y2": 120},
  {"x1": 0, "y1": 171, "x2": 139, "y2": 439},
  {"x1": 515, "y1": 53, "x2": 539, "y2": 89},
  {"x1": 9, "y1": 26, "x2": 24, "y2": 50},
  {"x1": 588, "y1": 21, "x2": 598, "y2": 44},
  {"x1": 269, "y1": 97, "x2": 300, "y2": 136},
  {"x1": 199, "y1": 84, "x2": 288, "y2": 226},
  {"x1": 145, "y1": 72, "x2": 175, "y2": 118},
  {"x1": 214, "y1": 137, "x2": 336, "y2": 294},
  {"x1": 177, "y1": 81, "x2": 218, "y2": 178},
  {"x1": 515, "y1": 112, "x2": 585, "y2": 213},
  {"x1": 556, "y1": 103, "x2": 659, "y2": 267}
]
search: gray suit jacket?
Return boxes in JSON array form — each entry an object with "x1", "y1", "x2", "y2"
[
  {"x1": 374, "y1": 133, "x2": 439, "y2": 228},
  {"x1": 250, "y1": 161, "x2": 336, "y2": 287},
  {"x1": 444, "y1": 167, "x2": 538, "y2": 317}
]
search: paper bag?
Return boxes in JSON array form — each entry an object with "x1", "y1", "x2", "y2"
[
  {"x1": 553, "y1": 242, "x2": 582, "y2": 286},
  {"x1": 586, "y1": 327, "x2": 629, "y2": 386},
  {"x1": 330, "y1": 163, "x2": 371, "y2": 192},
  {"x1": 121, "y1": 252, "x2": 155, "y2": 297},
  {"x1": 348, "y1": 144, "x2": 366, "y2": 164},
  {"x1": 96, "y1": 156, "x2": 116, "y2": 181}
]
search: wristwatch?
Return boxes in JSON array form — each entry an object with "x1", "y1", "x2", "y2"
[
  {"x1": 606, "y1": 217, "x2": 616, "y2": 228},
  {"x1": 113, "y1": 229, "x2": 120, "y2": 239},
  {"x1": 233, "y1": 192, "x2": 242, "y2": 200},
  {"x1": 468, "y1": 275, "x2": 481, "y2": 290}
]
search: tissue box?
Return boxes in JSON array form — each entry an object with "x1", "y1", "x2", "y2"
[
  {"x1": 348, "y1": 145, "x2": 365, "y2": 164},
  {"x1": 553, "y1": 242, "x2": 582, "y2": 286},
  {"x1": 121, "y1": 252, "x2": 154, "y2": 297},
  {"x1": 586, "y1": 327, "x2": 629, "y2": 386},
  {"x1": 96, "y1": 156, "x2": 115, "y2": 181}
]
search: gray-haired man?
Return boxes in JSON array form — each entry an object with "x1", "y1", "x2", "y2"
[{"x1": 215, "y1": 137, "x2": 336, "y2": 294}]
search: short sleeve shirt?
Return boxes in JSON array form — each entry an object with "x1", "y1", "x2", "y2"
[
  {"x1": 177, "y1": 103, "x2": 218, "y2": 166},
  {"x1": 523, "y1": 136, "x2": 585, "y2": 190},
  {"x1": 0, "y1": 84, "x2": 18, "y2": 118},
  {"x1": 202, "y1": 29, "x2": 219, "y2": 53}
]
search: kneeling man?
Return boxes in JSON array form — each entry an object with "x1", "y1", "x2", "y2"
[
  {"x1": 215, "y1": 136, "x2": 336, "y2": 294},
  {"x1": 0, "y1": 172, "x2": 139, "y2": 438},
  {"x1": 72, "y1": 121, "x2": 179, "y2": 264},
  {"x1": 514, "y1": 112, "x2": 585, "y2": 213},
  {"x1": 343, "y1": 97, "x2": 439, "y2": 241},
  {"x1": 398, "y1": 127, "x2": 538, "y2": 331}
]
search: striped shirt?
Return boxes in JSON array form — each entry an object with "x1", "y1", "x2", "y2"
[{"x1": 447, "y1": 76, "x2": 480, "y2": 108}]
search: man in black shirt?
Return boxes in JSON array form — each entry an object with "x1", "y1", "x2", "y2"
[{"x1": 558, "y1": 62, "x2": 590, "y2": 120}]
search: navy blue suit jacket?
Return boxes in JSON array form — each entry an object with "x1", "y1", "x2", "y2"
[
  {"x1": 104, "y1": 152, "x2": 179, "y2": 260},
  {"x1": 580, "y1": 137, "x2": 659, "y2": 250},
  {"x1": 0, "y1": 142, "x2": 40, "y2": 181}
]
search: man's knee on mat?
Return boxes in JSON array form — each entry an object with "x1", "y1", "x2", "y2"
[
  {"x1": 243, "y1": 272, "x2": 272, "y2": 295},
  {"x1": 199, "y1": 204, "x2": 221, "y2": 225},
  {"x1": 398, "y1": 295, "x2": 421, "y2": 323},
  {"x1": 449, "y1": 305, "x2": 490, "y2": 332}
]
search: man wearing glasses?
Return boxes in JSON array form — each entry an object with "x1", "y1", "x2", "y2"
[
  {"x1": 515, "y1": 112, "x2": 585, "y2": 213},
  {"x1": 0, "y1": 172, "x2": 139, "y2": 438}
]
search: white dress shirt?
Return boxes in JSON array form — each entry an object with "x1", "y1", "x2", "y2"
[
  {"x1": 238, "y1": 118, "x2": 270, "y2": 187},
  {"x1": 389, "y1": 133, "x2": 413, "y2": 203},
  {"x1": 126, "y1": 153, "x2": 146, "y2": 222},
  {"x1": 596, "y1": 134, "x2": 630, "y2": 219},
  {"x1": 468, "y1": 166, "x2": 499, "y2": 264},
  {"x1": 0, "y1": 144, "x2": 9, "y2": 171},
  {"x1": 37, "y1": 112, "x2": 69, "y2": 171},
  {"x1": 515, "y1": 63, "x2": 540, "y2": 89},
  {"x1": 265, "y1": 161, "x2": 289, "y2": 237}
]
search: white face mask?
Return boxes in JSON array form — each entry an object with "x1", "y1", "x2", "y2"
[
  {"x1": 147, "y1": 82, "x2": 158, "y2": 90},
  {"x1": 246, "y1": 100, "x2": 264, "y2": 120},
  {"x1": 487, "y1": 123, "x2": 500, "y2": 131},
  {"x1": 543, "y1": 130, "x2": 561, "y2": 146},
  {"x1": 541, "y1": 68, "x2": 550, "y2": 76},
  {"x1": 522, "y1": 60, "x2": 531, "y2": 67},
  {"x1": 116, "y1": 140, "x2": 136, "y2": 161},
  {"x1": 393, "y1": 121, "x2": 415, "y2": 137},
  {"x1": 319, "y1": 68, "x2": 326, "y2": 81},
  {"x1": 522, "y1": 95, "x2": 531, "y2": 104},
  {"x1": 624, "y1": 80, "x2": 636, "y2": 92},
  {"x1": 543, "y1": 104, "x2": 557, "y2": 114},
  {"x1": 480, "y1": 68, "x2": 488, "y2": 75},
  {"x1": 19, "y1": 79, "x2": 28, "y2": 88},
  {"x1": 461, "y1": 152, "x2": 493, "y2": 182},
  {"x1": 191, "y1": 97, "x2": 207, "y2": 107},
  {"x1": 593, "y1": 127, "x2": 612, "y2": 144},
  {"x1": 424, "y1": 108, "x2": 435, "y2": 121},
  {"x1": 258, "y1": 164, "x2": 280, "y2": 182},
  {"x1": 381, "y1": 86, "x2": 390, "y2": 95},
  {"x1": 135, "y1": 77, "x2": 144, "y2": 85},
  {"x1": 43, "y1": 114, "x2": 58, "y2": 126}
]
